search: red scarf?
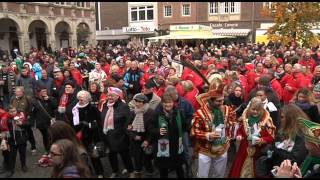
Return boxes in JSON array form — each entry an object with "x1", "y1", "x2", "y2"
[{"x1": 59, "y1": 93, "x2": 69, "y2": 108}]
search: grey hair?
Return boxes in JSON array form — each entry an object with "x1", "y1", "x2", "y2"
[
  {"x1": 77, "y1": 90, "x2": 92, "y2": 102},
  {"x1": 165, "y1": 85, "x2": 178, "y2": 95}
]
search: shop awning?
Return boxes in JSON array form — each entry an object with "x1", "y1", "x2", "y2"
[
  {"x1": 96, "y1": 35, "x2": 130, "y2": 40},
  {"x1": 147, "y1": 33, "x2": 233, "y2": 40},
  {"x1": 212, "y1": 29, "x2": 251, "y2": 37}
]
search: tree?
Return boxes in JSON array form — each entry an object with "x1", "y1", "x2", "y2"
[{"x1": 262, "y1": 2, "x2": 320, "y2": 47}]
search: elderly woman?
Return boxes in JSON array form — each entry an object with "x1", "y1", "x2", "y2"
[
  {"x1": 229, "y1": 97, "x2": 276, "y2": 178},
  {"x1": 100, "y1": 87, "x2": 134, "y2": 178},
  {"x1": 127, "y1": 93, "x2": 155, "y2": 178},
  {"x1": 72, "y1": 90, "x2": 104, "y2": 178},
  {"x1": 149, "y1": 92, "x2": 187, "y2": 178}
]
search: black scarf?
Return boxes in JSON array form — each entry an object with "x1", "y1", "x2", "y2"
[{"x1": 228, "y1": 93, "x2": 243, "y2": 107}]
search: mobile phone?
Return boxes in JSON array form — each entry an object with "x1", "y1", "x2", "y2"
[{"x1": 271, "y1": 168, "x2": 278, "y2": 177}]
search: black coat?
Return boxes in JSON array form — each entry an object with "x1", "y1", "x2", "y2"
[
  {"x1": 128, "y1": 108, "x2": 155, "y2": 155},
  {"x1": 300, "y1": 105, "x2": 320, "y2": 124},
  {"x1": 100, "y1": 99, "x2": 131, "y2": 152},
  {"x1": 73, "y1": 104, "x2": 102, "y2": 151},
  {"x1": 55, "y1": 91, "x2": 78, "y2": 124},
  {"x1": 31, "y1": 96, "x2": 58, "y2": 129},
  {"x1": 148, "y1": 106, "x2": 186, "y2": 169},
  {"x1": 256, "y1": 134, "x2": 308, "y2": 177}
]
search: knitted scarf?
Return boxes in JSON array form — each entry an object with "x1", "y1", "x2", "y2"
[
  {"x1": 72, "y1": 102, "x2": 89, "y2": 126},
  {"x1": 132, "y1": 104, "x2": 149, "y2": 133},
  {"x1": 248, "y1": 113, "x2": 261, "y2": 127},
  {"x1": 103, "y1": 102, "x2": 115, "y2": 135},
  {"x1": 213, "y1": 108, "x2": 224, "y2": 127},
  {"x1": 157, "y1": 110, "x2": 183, "y2": 157},
  {"x1": 212, "y1": 107, "x2": 226, "y2": 145},
  {"x1": 58, "y1": 93, "x2": 69, "y2": 113}
]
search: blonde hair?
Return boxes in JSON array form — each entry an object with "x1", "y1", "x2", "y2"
[{"x1": 248, "y1": 97, "x2": 264, "y2": 111}]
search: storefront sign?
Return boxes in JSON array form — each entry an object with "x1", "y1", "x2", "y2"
[
  {"x1": 210, "y1": 23, "x2": 239, "y2": 29},
  {"x1": 123, "y1": 26, "x2": 154, "y2": 33},
  {"x1": 170, "y1": 25, "x2": 211, "y2": 31}
]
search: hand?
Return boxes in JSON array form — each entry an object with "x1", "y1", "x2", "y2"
[
  {"x1": 127, "y1": 125, "x2": 133, "y2": 130},
  {"x1": 256, "y1": 138, "x2": 265, "y2": 145},
  {"x1": 134, "y1": 136, "x2": 142, "y2": 141},
  {"x1": 274, "y1": 160, "x2": 301, "y2": 178},
  {"x1": 43, "y1": 95, "x2": 49, "y2": 100},
  {"x1": 208, "y1": 132, "x2": 221, "y2": 141},
  {"x1": 129, "y1": 84, "x2": 134, "y2": 88},
  {"x1": 236, "y1": 135, "x2": 243, "y2": 141},
  {"x1": 142, "y1": 141, "x2": 149, "y2": 148},
  {"x1": 16, "y1": 120, "x2": 23, "y2": 126},
  {"x1": 0, "y1": 80, "x2": 4, "y2": 85},
  {"x1": 160, "y1": 128, "x2": 167, "y2": 136}
]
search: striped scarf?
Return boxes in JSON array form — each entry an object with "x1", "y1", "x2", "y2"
[{"x1": 132, "y1": 104, "x2": 149, "y2": 133}]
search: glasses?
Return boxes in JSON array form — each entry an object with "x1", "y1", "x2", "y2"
[{"x1": 49, "y1": 151, "x2": 62, "y2": 157}]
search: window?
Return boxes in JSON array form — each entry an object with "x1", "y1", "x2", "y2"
[
  {"x1": 224, "y1": 2, "x2": 229, "y2": 13},
  {"x1": 209, "y1": 2, "x2": 218, "y2": 14},
  {"x1": 131, "y1": 7, "x2": 138, "y2": 21},
  {"x1": 147, "y1": 6, "x2": 153, "y2": 20},
  {"x1": 182, "y1": 4, "x2": 191, "y2": 16},
  {"x1": 218, "y1": 2, "x2": 240, "y2": 14},
  {"x1": 230, "y1": 2, "x2": 240, "y2": 14},
  {"x1": 164, "y1": 5, "x2": 172, "y2": 17},
  {"x1": 130, "y1": 6, "x2": 154, "y2": 22},
  {"x1": 76, "y1": 2, "x2": 85, "y2": 7},
  {"x1": 55, "y1": 2, "x2": 65, "y2": 5},
  {"x1": 139, "y1": 7, "x2": 146, "y2": 20}
]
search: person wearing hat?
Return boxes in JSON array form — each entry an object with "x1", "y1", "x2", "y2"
[
  {"x1": 192, "y1": 78, "x2": 237, "y2": 178},
  {"x1": 100, "y1": 87, "x2": 134, "y2": 178},
  {"x1": 0, "y1": 64, "x2": 16, "y2": 109},
  {"x1": 56, "y1": 81, "x2": 79, "y2": 124},
  {"x1": 127, "y1": 93, "x2": 155, "y2": 178}
]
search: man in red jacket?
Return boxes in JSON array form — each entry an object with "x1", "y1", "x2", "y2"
[
  {"x1": 69, "y1": 61, "x2": 83, "y2": 87},
  {"x1": 292, "y1": 63, "x2": 312, "y2": 89},
  {"x1": 298, "y1": 51, "x2": 316, "y2": 73}
]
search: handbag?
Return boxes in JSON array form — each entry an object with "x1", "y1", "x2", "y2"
[
  {"x1": 90, "y1": 122, "x2": 106, "y2": 158},
  {"x1": 36, "y1": 100, "x2": 56, "y2": 125},
  {"x1": 0, "y1": 139, "x2": 9, "y2": 151},
  {"x1": 91, "y1": 141, "x2": 106, "y2": 158}
]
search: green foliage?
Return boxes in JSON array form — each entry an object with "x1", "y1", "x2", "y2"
[{"x1": 262, "y1": 2, "x2": 320, "y2": 47}]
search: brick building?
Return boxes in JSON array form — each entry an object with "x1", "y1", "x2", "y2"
[
  {"x1": 0, "y1": 2, "x2": 96, "y2": 55},
  {"x1": 157, "y1": 2, "x2": 273, "y2": 44}
]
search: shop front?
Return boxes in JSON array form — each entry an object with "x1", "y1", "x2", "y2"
[
  {"x1": 147, "y1": 24, "x2": 231, "y2": 47},
  {"x1": 122, "y1": 25, "x2": 156, "y2": 47},
  {"x1": 210, "y1": 22, "x2": 252, "y2": 43}
]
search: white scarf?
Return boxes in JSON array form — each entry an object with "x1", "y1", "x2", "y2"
[
  {"x1": 132, "y1": 104, "x2": 149, "y2": 133},
  {"x1": 72, "y1": 102, "x2": 89, "y2": 126},
  {"x1": 103, "y1": 102, "x2": 115, "y2": 134}
]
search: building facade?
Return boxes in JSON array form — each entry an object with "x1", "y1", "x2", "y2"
[
  {"x1": 157, "y1": 2, "x2": 273, "y2": 43},
  {"x1": 96, "y1": 2, "x2": 158, "y2": 47},
  {"x1": 0, "y1": 2, "x2": 96, "y2": 55},
  {"x1": 95, "y1": 2, "x2": 129, "y2": 44}
]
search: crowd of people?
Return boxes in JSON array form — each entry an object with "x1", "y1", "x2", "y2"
[{"x1": 0, "y1": 39, "x2": 320, "y2": 178}]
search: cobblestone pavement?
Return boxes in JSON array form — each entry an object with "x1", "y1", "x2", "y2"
[{"x1": 0, "y1": 129, "x2": 235, "y2": 178}]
